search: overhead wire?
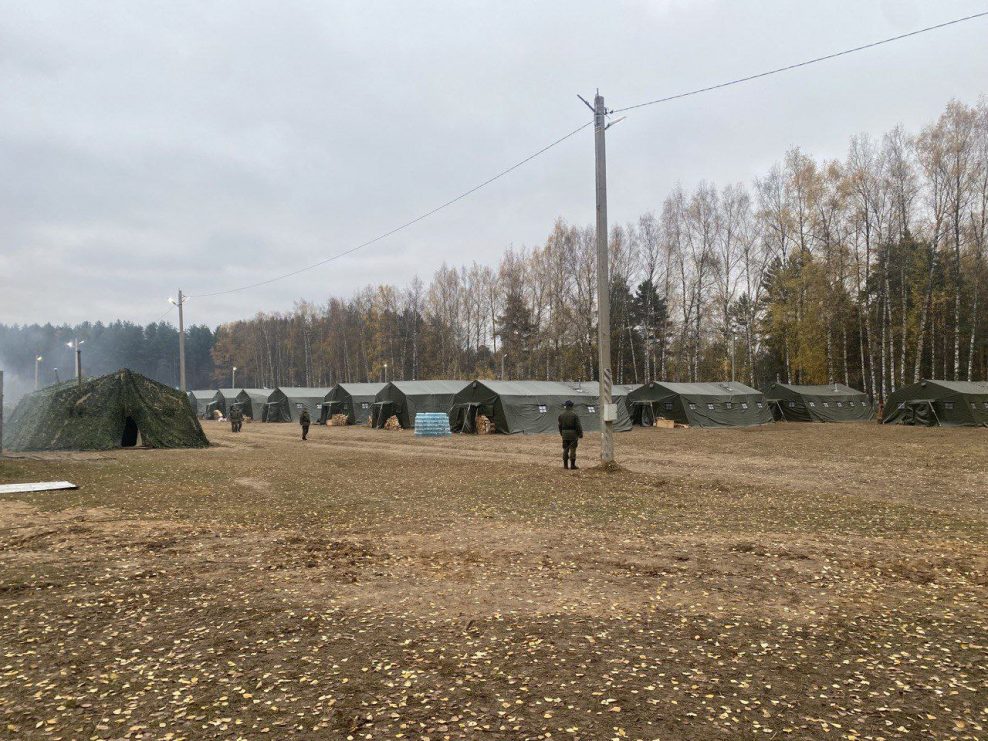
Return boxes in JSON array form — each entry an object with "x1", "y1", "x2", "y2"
[
  {"x1": 187, "y1": 9, "x2": 988, "y2": 300},
  {"x1": 611, "y1": 10, "x2": 988, "y2": 114},
  {"x1": 190, "y1": 121, "x2": 593, "y2": 298}
]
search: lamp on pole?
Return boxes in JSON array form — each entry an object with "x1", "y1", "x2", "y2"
[
  {"x1": 383, "y1": 363, "x2": 388, "y2": 383},
  {"x1": 66, "y1": 339, "x2": 85, "y2": 386},
  {"x1": 232, "y1": 366, "x2": 238, "y2": 388},
  {"x1": 35, "y1": 355, "x2": 43, "y2": 390}
]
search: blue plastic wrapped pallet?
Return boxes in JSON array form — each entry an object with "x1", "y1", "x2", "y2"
[{"x1": 414, "y1": 412, "x2": 451, "y2": 437}]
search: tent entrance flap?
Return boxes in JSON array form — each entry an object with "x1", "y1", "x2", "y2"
[
  {"x1": 451, "y1": 403, "x2": 486, "y2": 433},
  {"x1": 372, "y1": 401, "x2": 398, "y2": 428}
]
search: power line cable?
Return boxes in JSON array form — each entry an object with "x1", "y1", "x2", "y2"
[
  {"x1": 611, "y1": 10, "x2": 988, "y2": 114},
  {"x1": 186, "y1": 9, "x2": 987, "y2": 300},
  {"x1": 190, "y1": 121, "x2": 593, "y2": 298}
]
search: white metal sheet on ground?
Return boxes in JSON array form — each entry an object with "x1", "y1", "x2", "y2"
[{"x1": 0, "y1": 481, "x2": 79, "y2": 494}]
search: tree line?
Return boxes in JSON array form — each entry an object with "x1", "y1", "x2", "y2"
[
  {"x1": 0, "y1": 321, "x2": 215, "y2": 402},
  {"x1": 3, "y1": 98, "x2": 986, "y2": 403},
  {"x1": 212, "y1": 99, "x2": 988, "y2": 399}
]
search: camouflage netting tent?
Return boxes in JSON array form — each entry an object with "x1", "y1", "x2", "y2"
[
  {"x1": 764, "y1": 383, "x2": 874, "y2": 422},
  {"x1": 188, "y1": 389, "x2": 219, "y2": 418},
  {"x1": 883, "y1": 380, "x2": 988, "y2": 427},
  {"x1": 264, "y1": 387, "x2": 333, "y2": 423},
  {"x1": 626, "y1": 381, "x2": 773, "y2": 428},
  {"x1": 318, "y1": 383, "x2": 385, "y2": 424},
  {"x1": 372, "y1": 380, "x2": 469, "y2": 429},
  {"x1": 448, "y1": 380, "x2": 632, "y2": 434},
  {"x1": 6, "y1": 369, "x2": 209, "y2": 451}
]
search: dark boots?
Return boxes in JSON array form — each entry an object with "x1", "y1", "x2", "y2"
[{"x1": 563, "y1": 455, "x2": 569, "y2": 469}]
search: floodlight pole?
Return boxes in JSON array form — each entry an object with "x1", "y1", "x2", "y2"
[
  {"x1": 73, "y1": 338, "x2": 83, "y2": 386},
  {"x1": 177, "y1": 289, "x2": 187, "y2": 392},
  {"x1": 592, "y1": 91, "x2": 614, "y2": 464},
  {"x1": 35, "y1": 356, "x2": 42, "y2": 390},
  {"x1": 232, "y1": 366, "x2": 237, "y2": 388}
]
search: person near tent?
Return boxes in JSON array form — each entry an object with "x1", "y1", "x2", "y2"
[
  {"x1": 558, "y1": 400, "x2": 583, "y2": 470},
  {"x1": 299, "y1": 408, "x2": 311, "y2": 440},
  {"x1": 229, "y1": 404, "x2": 243, "y2": 433}
]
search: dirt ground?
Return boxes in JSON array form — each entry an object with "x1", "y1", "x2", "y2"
[{"x1": 0, "y1": 421, "x2": 986, "y2": 740}]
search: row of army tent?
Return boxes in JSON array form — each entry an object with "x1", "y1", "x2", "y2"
[
  {"x1": 189, "y1": 381, "x2": 639, "y2": 433},
  {"x1": 189, "y1": 378, "x2": 988, "y2": 432}
]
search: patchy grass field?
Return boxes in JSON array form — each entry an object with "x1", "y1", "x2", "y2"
[{"x1": 1, "y1": 421, "x2": 986, "y2": 740}]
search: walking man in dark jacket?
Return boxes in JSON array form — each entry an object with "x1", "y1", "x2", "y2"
[
  {"x1": 558, "y1": 400, "x2": 583, "y2": 470},
  {"x1": 299, "y1": 408, "x2": 311, "y2": 440}
]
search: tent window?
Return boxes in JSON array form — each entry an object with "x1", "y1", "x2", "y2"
[
  {"x1": 538, "y1": 404, "x2": 548, "y2": 414},
  {"x1": 741, "y1": 402, "x2": 749, "y2": 410},
  {"x1": 688, "y1": 403, "x2": 697, "y2": 410},
  {"x1": 663, "y1": 401, "x2": 673, "y2": 411},
  {"x1": 822, "y1": 402, "x2": 830, "y2": 408},
  {"x1": 983, "y1": 402, "x2": 988, "y2": 410},
  {"x1": 756, "y1": 402, "x2": 763, "y2": 408},
  {"x1": 707, "y1": 403, "x2": 715, "y2": 410},
  {"x1": 587, "y1": 405, "x2": 596, "y2": 413},
  {"x1": 361, "y1": 402, "x2": 369, "y2": 409},
  {"x1": 944, "y1": 401, "x2": 954, "y2": 410},
  {"x1": 725, "y1": 402, "x2": 734, "y2": 410},
  {"x1": 809, "y1": 401, "x2": 816, "y2": 407},
  {"x1": 836, "y1": 402, "x2": 843, "y2": 408},
  {"x1": 787, "y1": 401, "x2": 796, "y2": 408}
]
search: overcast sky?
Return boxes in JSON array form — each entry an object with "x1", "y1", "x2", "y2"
[{"x1": 2, "y1": 0, "x2": 987, "y2": 328}]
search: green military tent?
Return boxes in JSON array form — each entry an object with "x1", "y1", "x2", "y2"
[
  {"x1": 448, "y1": 380, "x2": 633, "y2": 434},
  {"x1": 6, "y1": 369, "x2": 209, "y2": 452},
  {"x1": 263, "y1": 387, "x2": 333, "y2": 423},
  {"x1": 208, "y1": 388, "x2": 244, "y2": 417},
  {"x1": 234, "y1": 389, "x2": 273, "y2": 420},
  {"x1": 626, "y1": 381, "x2": 772, "y2": 428},
  {"x1": 188, "y1": 389, "x2": 219, "y2": 418},
  {"x1": 764, "y1": 382, "x2": 874, "y2": 422},
  {"x1": 372, "y1": 380, "x2": 469, "y2": 429},
  {"x1": 318, "y1": 382, "x2": 385, "y2": 425},
  {"x1": 883, "y1": 380, "x2": 988, "y2": 427}
]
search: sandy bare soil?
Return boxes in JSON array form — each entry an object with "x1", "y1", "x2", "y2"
[{"x1": 1, "y1": 422, "x2": 986, "y2": 739}]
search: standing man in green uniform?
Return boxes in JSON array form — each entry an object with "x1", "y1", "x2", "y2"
[
  {"x1": 299, "y1": 407, "x2": 311, "y2": 440},
  {"x1": 558, "y1": 400, "x2": 583, "y2": 470},
  {"x1": 229, "y1": 404, "x2": 243, "y2": 433}
]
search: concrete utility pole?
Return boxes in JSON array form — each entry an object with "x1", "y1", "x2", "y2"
[
  {"x1": 589, "y1": 91, "x2": 615, "y2": 464},
  {"x1": 35, "y1": 355, "x2": 43, "y2": 390},
  {"x1": 171, "y1": 291, "x2": 188, "y2": 392}
]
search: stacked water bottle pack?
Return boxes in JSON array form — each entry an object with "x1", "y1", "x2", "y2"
[{"x1": 414, "y1": 412, "x2": 451, "y2": 437}]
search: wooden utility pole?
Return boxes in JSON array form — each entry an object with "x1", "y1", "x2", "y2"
[{"x1": 591, "y1": 91, "x2": 614, "y2": 463}]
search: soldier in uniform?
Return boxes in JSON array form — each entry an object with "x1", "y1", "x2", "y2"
[
  {"x1": 558, "y1": 400, "x2": 583, "y2": 470},
  {"x1": 299, "y1": 407, "x2": 311, "y2": 440},
  {"x1": 229, "y1": 404, "x2": 243, "y2": 433}
]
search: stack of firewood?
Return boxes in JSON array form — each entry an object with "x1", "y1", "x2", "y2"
[
  {"x1": 384, "y1": 415, "x2": 402, "y2": 431},
  {"x1": 475, "y1": 414, "x2": 495, "y2": 434},
  {"x1": 328, "y1": 413, "x2": 349, "y2": 426}
]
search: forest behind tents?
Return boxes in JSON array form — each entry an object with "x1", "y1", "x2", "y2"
[{"x1": 2, "y1": 99, "x2": 987, "y2": 405}]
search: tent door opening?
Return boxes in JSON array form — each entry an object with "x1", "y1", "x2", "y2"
[
  {"x1": 121, "y1": 416, "x2": 142, "y2": 448},
  {"x1": 454, "y1": 403, "x2": 484, "y2": 433},
  {"x1": 373, "y1": 402, "x2": 398, "y2": 428}
]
